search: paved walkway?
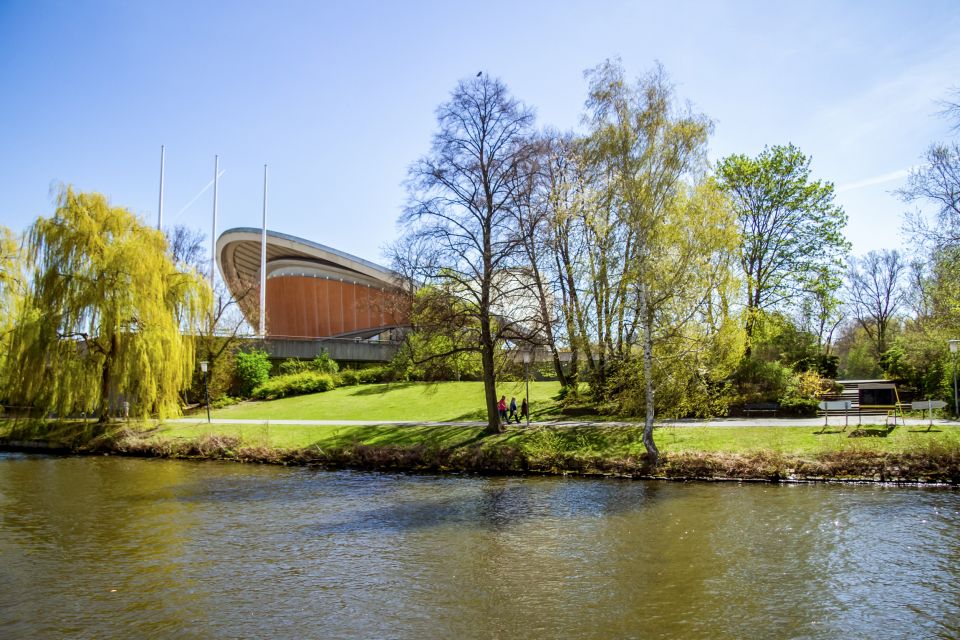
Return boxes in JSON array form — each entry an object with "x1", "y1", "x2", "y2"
[{"x1": 166, "y1": 417, "x2": 958, "y2": 429}]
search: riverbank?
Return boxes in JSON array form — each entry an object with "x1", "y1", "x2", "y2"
[{"x1": 2, "y1": 418, "x2": 959, "y2": 484}]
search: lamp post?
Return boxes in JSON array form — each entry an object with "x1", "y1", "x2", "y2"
[
  {"x1": 950, "y1": 340, "x2": 959, "y2": 420},
  {"x1": 200, "y1": 360, "x2": 211, "y2": 424},
  {"x1": 522, "y1": 351, "x2": 531, "y2": 427}
]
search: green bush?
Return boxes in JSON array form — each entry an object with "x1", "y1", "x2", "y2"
[
  {"x1": 777, "y1": 370, "x2": 832, "y2": 416},
  {"x1": 338, "y1": 366, "x2": 391, "y2": 386},
  {"x1": 235, "y1": 350, "x2": 272, "y2": 397},
  {"x1": 778, "y1": 396, "x2": 820, "y2": 416},
  {"x1": 278, "y1": 358, "x2": 310, "y2": 375},
  {"x1": 210, "y1": 396, "x2": 240, "y2": 410},
  {"x1": 339, "y1": 369, "x2": 361, "y2": 385},
  {"x1": 251, "y1": 371, "x2": 336, "y2": 400},
  {"x1": 732, "y1": 357, "x2": 793, "y2": 403},
  {"x1": 311, "y1": 351, "x2": 339, "y2": 375},
  {"x1": 359, "y1": 366, "x2": 390, "y2": 384}
]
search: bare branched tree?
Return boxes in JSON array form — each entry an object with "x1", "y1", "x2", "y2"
[
  {"x1": 901, "y1": 89, "x2": 960, "y2": 248},
  {"x1": 166, "y1": 225, "x2": 207, "y2": 277},
  {"x1": 542, "y1": 133, "x2": 593, "y2": 388},
  {"x1": 513, "y1": 133, "x2": 571, "y2": 385},
  {"x1": 166, "y1": 224, "x2": 258, "y2": 399},
  {"x1": 396, "y1": 74, "x2": 536, "y2": 433},
  {"x1": 846, "y1": 249, "x2": 907, "y2": 359}
]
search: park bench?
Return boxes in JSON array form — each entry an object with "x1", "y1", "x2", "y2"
[{"x1": 744, "y1": 402, "x2": 779, "y2": 417}]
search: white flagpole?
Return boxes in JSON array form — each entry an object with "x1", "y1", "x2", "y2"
[
  {"x1": 211, "y1": 155, "x2": 219, "y2": 293},
  {"x1": 157, "y1": 145, "x2": 165, "y2": 230},
  {"x1": 260, "y1": 164, "x2": 268, "y2": 338}
]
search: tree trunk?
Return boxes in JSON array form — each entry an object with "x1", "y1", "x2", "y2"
[
  {"x1": 532, "y1": 265, "x2": 567, "y2": 387},
  {"x1": 640, "y1": 283, "x2": 659, "y2": 464},
  {"x1": 98, "y1": 333, "x2": 119, "y2": 423},
  {"x1": 480, "y1": 313, "x2": 501, "y2": 434}
]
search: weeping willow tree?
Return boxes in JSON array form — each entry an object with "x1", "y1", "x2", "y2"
[
  {"x1": 5, "y1": 188, "x2": 210, "y2": 421},
  {"x1": 0, "y1": 225, "x2": 23, "y2": 383}
]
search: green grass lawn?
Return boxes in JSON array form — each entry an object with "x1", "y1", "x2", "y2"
[
  {"x1": 206, "y1": 380, "x2": 564, "y2": 422},
  {"x1": 4, "y1": 378, "x2": 959, "y2": 461}
]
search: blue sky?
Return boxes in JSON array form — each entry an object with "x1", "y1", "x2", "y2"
[{"x1": 1, "y1": 0, "x2": 957, "y2": 266}]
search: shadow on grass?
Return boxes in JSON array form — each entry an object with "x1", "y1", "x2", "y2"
[
  {"x1": 814, "y1": 429, "x2": 847, "y2": 435},
  {"x1": 306, "y1": 423, "x2": 490, "y2": 450},
  {"x1": 300, "y1": 421, "x2": 626, "y2": 454},
  {"x1": 908, "y1": 428, "x2": 942, "y2": 433},
  {"x1": 346, "y1": 382, "x2": 427, "y2": 396},
  {"x1": 848, "y1": 426, "x2": 896, "y2": 438}
]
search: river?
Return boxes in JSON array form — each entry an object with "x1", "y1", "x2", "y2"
[{"x1": 0, "y1": 453, "x2": 957, "y2": 639}]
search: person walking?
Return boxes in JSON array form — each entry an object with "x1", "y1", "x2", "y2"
[
  {"x1": 497, "y1": 395, "x2": 508, "y2": 424},
  {"x1": 520, "y1": 398, "x2": 529, "y2": 425},
  {"x1": 508, "y1": 396, "x2": 519, "y2": 424}
]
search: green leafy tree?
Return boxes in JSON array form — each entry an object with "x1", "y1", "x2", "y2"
[
  {"x1": 581, "y1": 60, "x2": 742, "y2": 461},
  {"x1": 234, "y1": 349, "x2": 272, "y2": 397},
  {"x1": 4, "y1": 188, "x2": 209, "y2": 420},
  {"x1": 390, "y1": 285, "x2": 486, "y2": 382},
  {"x1": 716, "y1": 144, "x2": 850, "y2": 352}
]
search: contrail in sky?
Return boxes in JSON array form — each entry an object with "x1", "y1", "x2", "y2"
[
  {"x1": 836, "y1": 167, "x2": 915, "y2": 193},
  {"x1": 172, "y1": 170, "x2": 226, "y2": 222}
]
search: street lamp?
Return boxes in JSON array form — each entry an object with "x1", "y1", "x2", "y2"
[
  {"x1": 199, "y1": 360, "x2": 211, "y2": 424},
  {"x1": 950, "y1": 341, "x2": 959, "y2": 420},
  {"x1": 522, "y1": 351, "x2": 531, "y2": 427}
]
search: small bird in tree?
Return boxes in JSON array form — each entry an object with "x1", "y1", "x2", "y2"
[{"x1": 476, "y1": 71, "x2": 482, "y2": 77}]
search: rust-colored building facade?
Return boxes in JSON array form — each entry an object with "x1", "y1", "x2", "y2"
[{"x1": 217, "y1": 228, "x2": 410, "y2": 339}]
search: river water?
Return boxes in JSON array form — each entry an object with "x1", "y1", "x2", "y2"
[{"x1": 0, "y1": 453, "x2": 957, "y2": 639}]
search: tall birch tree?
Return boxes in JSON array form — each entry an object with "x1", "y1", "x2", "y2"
[{"x1": 582, "y1": 60, "x2": 732, "y2": 461}]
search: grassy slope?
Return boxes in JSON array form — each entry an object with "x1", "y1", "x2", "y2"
[
  {"x1": 186, "y1": 381, "x2": 960, "y2": 457},
  {"x1": 208, "y1": 380, "x2": 564, "y2": 421}
]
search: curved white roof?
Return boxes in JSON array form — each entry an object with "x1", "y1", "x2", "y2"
[{"x1": 217, "y1": 227, "x2": 404, "y2": 292}]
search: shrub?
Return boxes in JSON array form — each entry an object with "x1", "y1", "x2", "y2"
[
  {"x1": 235, "y1": 350, "x2": 271, "y2": 397},
  {"x1": 778, "y1": 370, "x2": 832, "y2": 416},
  {"x1": 339, "y1": 369, "x2": 361, "y2": 386},
  {"x1": 311, "y1": 351, "x2": 339, "y2": 375},
  {"x1": 279, "y1": 358, "x2": 310, "y2": 375},
  {"x1": 732, "y1": 357, "x2": 793, "y2": 403},
  {"x1": 251, "y1": 371, "x2": 336, "y2": 400},
  {"x1": 778, "y1": 396, "x2": 820, "y2": 416},
  {"x1": 359, "y1": 366, "x2": 390, "y2": 384},
  {"x1": 210, "y1": 395, "x2": 240, "y2": 410}
]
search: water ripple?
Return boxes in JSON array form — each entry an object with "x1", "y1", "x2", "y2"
[{"x1": 0, "y1": 457, "x2": 957, "y2": 639}]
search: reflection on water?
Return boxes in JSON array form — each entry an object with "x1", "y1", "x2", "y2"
[{"x1": 0, "y1": 454, "x2": 957, "y2": 639}]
